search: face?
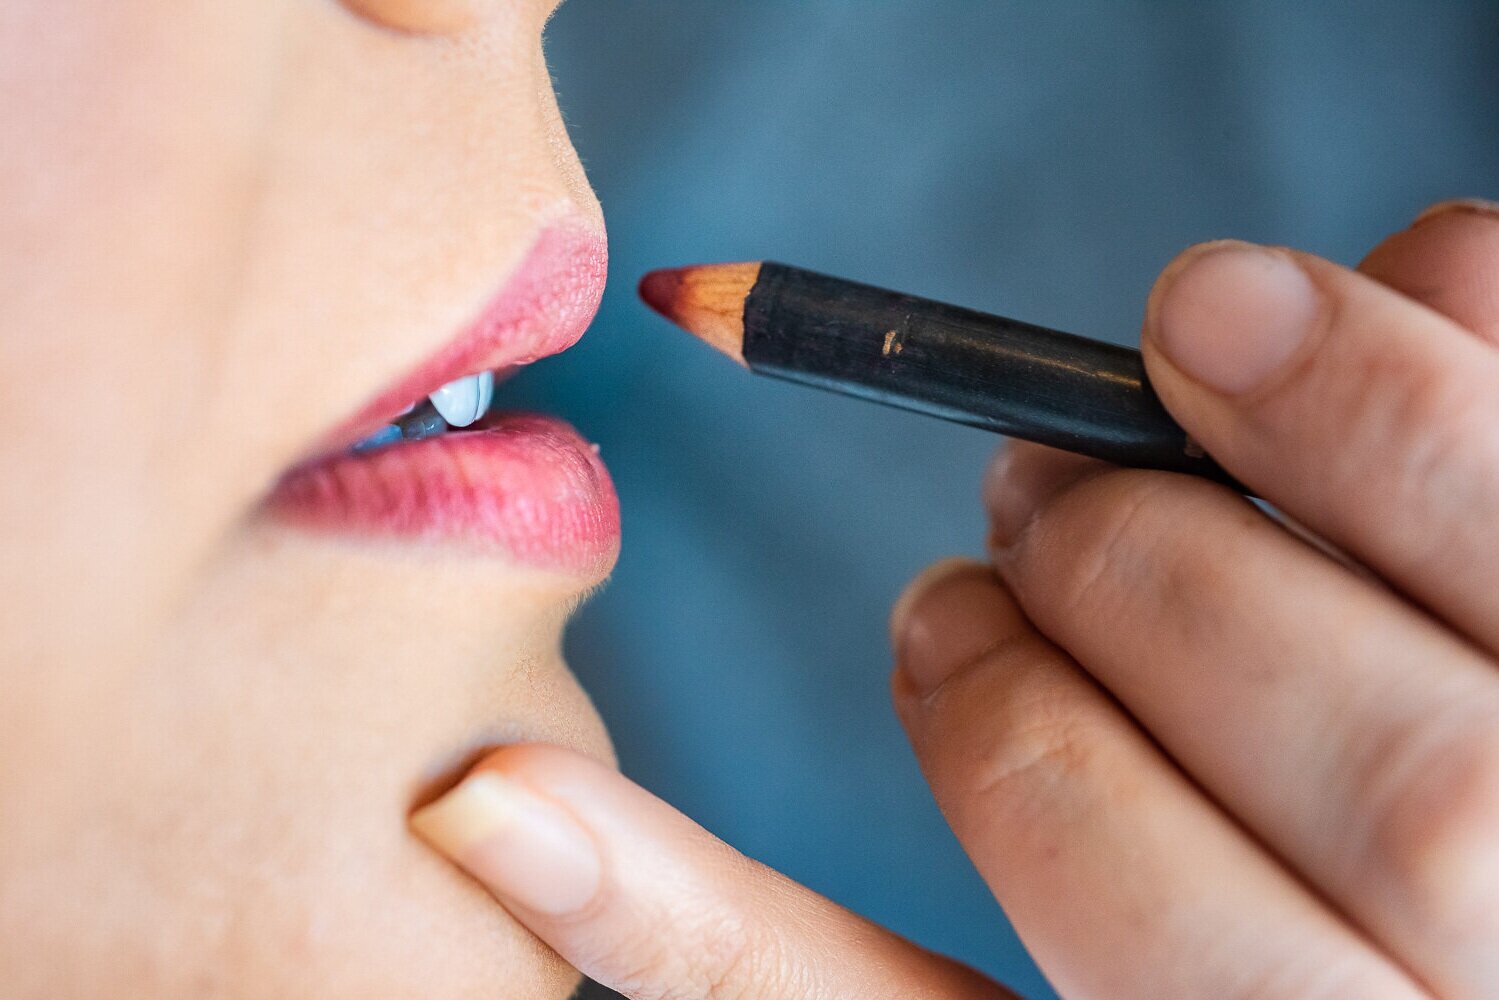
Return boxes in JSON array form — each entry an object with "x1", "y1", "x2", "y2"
[{"x1": 0, "y1": 2, "x2": 616, "y2": 997}]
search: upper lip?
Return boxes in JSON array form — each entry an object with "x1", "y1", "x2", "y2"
[{"x1": 314, "y1": 220, "x2": 608, "y2": 458}]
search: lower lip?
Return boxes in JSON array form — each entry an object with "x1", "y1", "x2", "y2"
[
  {"x1": 264, "y1": 219, "x2": 619, "y2": 574},
  {"x1": 267, "y1": 413, "x2": 619, "y2": 574}
]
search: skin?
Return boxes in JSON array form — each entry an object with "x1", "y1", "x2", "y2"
[
  {"x1": 0, "y1": 1, "x2": 612, "y2": 997},
  {"x1": 416, "y1": 203, "x2": 1499, "y2": 999},
  {"x1": 7, "y1": 1, "x2": 1497, "y2": 997}
]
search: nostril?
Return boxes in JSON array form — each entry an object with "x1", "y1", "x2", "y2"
[{"x1": 338, "y1": 0, "x2": 481, "y2": 35}]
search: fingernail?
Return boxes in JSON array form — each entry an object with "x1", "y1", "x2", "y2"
[
  {"x1": 891, "y1": 559, "x2": 1023, "y2": 697},
  {"x1": 983, "y1": 443, "x2": 1099, "y2": 551},
  {"x1": 890, "y1": 557, "x2": 976, "y2": 652},
  {"x1": 411, "y1": 769, "x2": 601, "y2": 916},
  {"x1": 1411, "y1": 197, "x2": 1499, "y2": 227},
  {"x1": 1147, "y1": 241, "x2": 1322, "y2": 395}
]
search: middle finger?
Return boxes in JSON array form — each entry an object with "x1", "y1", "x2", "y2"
[{"x1": 987, "y1": 444, "x2": 1499, "y2": 998}]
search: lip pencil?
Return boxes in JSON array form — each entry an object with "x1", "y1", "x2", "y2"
[{"x1": 639, "y1": 261, "x2": 1239, "y2": 489}]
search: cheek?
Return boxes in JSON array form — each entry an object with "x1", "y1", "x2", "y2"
[{"x1": 0, "y1": 1, "x2": 297, "y2": 672}]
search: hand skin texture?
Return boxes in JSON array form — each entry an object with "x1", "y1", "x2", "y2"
[{"x1": 415, "y1": 199, "x2": 1499, "y2": 999}]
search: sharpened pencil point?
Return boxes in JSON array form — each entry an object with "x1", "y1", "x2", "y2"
[
  {"x1": 637, "y1": 267, "x2": 685, "y2": 320},
  {"x1": 638, "y1": 263, "x2": 761, "y2": 366}
]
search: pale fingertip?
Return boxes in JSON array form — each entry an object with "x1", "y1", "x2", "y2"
[
  {"x1": 411, "y1": 767, "x2": 602, "y2": 917},
  {"x1": 1146, "y1": 242, "x2": 1323, "y2": 396},
  {"x1": 1360, "y1": 208, "x2": 1499, "y2": 345},
  {"x1": 1410, "y1": 197, "x2": 1499, "y2": 227},
  {"x1": 1142, "y1": 239, "x2": 1249, "y2": 340},
  {"x1": 892, "y1": 562, "x2": 1028, "y2": 698},
  {"x1": 981, "y1": 443, "x2": 1017, "y2": 515},
  {"x1": 890, "y1": 557, "x2": 986, "y2": 653},
  {"x1": 984, "y1": 441, "x2": 1103, "y2": 551}
]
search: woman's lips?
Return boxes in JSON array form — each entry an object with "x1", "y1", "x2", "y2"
[
  {"x1": 269, "y1": 414, "x2": 619, "y2": 574},
  {"x1": 265, "y1": 221, "x2": 620, "y2": 575},
  {"x1": 328, "y1": 221, "x2": 609, "y2": 451}
]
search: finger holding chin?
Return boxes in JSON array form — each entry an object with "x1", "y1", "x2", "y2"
[{"x1": 411, "y1": 744, "x2": 1011, "y2": 1000}]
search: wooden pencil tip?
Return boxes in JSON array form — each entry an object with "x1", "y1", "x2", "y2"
[
  {"x1": 638, "y1": 262, "x2": 761, "y2": 366},
  {"x1": 637, "y1": 267, "x2": 685, "y2": 320}
]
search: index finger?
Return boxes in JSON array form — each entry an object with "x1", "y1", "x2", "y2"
[
  {"x1": 411, "y1": 744, "x2": 1011, "y2": 1000},
  {"x1": 1140, "y1": 240, "x2": 1499, "y2": 653}
]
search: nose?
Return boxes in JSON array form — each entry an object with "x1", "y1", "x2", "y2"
[{"x1": 338, "y1": 0, "x2": 483, "y2": 35}]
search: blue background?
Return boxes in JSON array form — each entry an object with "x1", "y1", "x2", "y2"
[{"x1": 521, "y1": 4, "x2": 1499, "y2": 996}]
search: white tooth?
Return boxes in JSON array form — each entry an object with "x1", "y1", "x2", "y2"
[
  {"x1": 474, "y1": 369, "x2": 494, "y2": 418},
  {"x1": 427, "y1": 371, "x2": 491, "y2": 428}
]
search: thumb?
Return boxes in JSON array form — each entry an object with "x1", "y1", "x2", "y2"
[{"x1": 411, "y1": 744, "x2": 1010, "y2": 1000}]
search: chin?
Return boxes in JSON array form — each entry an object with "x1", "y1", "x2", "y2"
[
  {"x1": 0, "y1": 523, "x2": 617, "y2": 1000},
  {"x1": 247, "y1": 839, "x2": 587, "y2": 999},
  {"x1": 197, "y1": 530, "x2": 616, "y2": 999}
]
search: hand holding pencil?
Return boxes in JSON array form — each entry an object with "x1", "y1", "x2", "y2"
[{"x1": 416, "y1": 201, "x2": 1499, "y2": 1000}]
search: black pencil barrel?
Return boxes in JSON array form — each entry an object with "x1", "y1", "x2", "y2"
[{"x1": 742, "y1": 263, "x2": 1238, "y2": 488}]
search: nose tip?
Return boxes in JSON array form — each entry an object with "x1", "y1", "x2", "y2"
[{"x1": 338, "y1": 0, "x2": 481, "y2": 35}]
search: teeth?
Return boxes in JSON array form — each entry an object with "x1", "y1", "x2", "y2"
[
  {"x1": 474, "y1": 369, "x2": 495, "y2": 417},
  {"x1": 426, "y1": 371, "x2": 494, "y2": 428}
]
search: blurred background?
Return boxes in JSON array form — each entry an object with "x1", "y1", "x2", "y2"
[{"x1": 512, "y1": 3, "x2": 1499, "y2": 996}]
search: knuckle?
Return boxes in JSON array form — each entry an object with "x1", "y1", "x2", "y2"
[
  {"x1": 1369, "y1": 358, "x2": 1490, "y2": 491},
  {"x1": 1358, "y1": 717, "x2": 1499, "y2": 932},
  {"x1": 1014, "y1": 473, "x2": 1242, "y2": 637},
  {"x1": 1239, "y1": 954, "x2": 1415, "y2": 1000},
  {"x1": 1317, "y1": 344, "x2": 1499, "y2": 517},
  {"x1": 1286, "y1": 339, "x2": 1499, "y2": 580},
  {"x1": 950, "y1": 668, "x2": 1107, "y2": 828},
  {"x1": 594, "y1": 925, "x2": 689, "y2": 998},
  {"x1": 1015, "y1": 473, "x2": 1172, "y2": 619},
  {"x1": 697, "y1": 913, "x2": 801, "y2": 1000},
  {"x1": 603, "y1": 897, "x2": 803, "y2": 1000}
]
